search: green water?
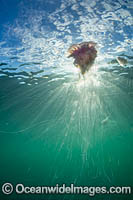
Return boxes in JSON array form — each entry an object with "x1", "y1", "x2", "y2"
[{"x1": 0, "y1": 73, "x2": 133, "y2": 200}]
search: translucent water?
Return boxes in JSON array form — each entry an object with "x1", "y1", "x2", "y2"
[{"x1": 0, "y1": 0, "x2": 133, "y2": 200}]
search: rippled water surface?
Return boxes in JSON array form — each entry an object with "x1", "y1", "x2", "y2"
[{"x1": 0, "y1": 0, "x2": 133, "y2": 200}]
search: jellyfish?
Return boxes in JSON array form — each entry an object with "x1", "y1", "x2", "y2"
[
  {"x1": 117, "y1": 57, "x2": 127, "y2": 66},
  {"x1": 68, "y1": 41, "x2": 97, "y2": 75}
]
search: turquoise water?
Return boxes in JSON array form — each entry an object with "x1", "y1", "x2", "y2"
[
  {"x1": 0, "y1": 0, "x2": 133, "y2": 199},
  {"x1": 0, "y1": 68, "x2": 133, "y2": 200}
]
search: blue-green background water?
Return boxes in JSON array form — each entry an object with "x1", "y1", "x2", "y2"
[{"x1": 0, "y1": 0, "x2": 133, "y2": 199}]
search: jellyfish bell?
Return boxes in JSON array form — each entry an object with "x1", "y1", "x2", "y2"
[
  {"x1": 116, "y1": 56, "x2": 127, "y2": 66},
  {"x1": 68, "y1": 41, "x2": 97, "y2": 75}
]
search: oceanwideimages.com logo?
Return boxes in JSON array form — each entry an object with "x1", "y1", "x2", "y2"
[{"x1": 1, "y1": 183, "x2": 132, "y2": 196}]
